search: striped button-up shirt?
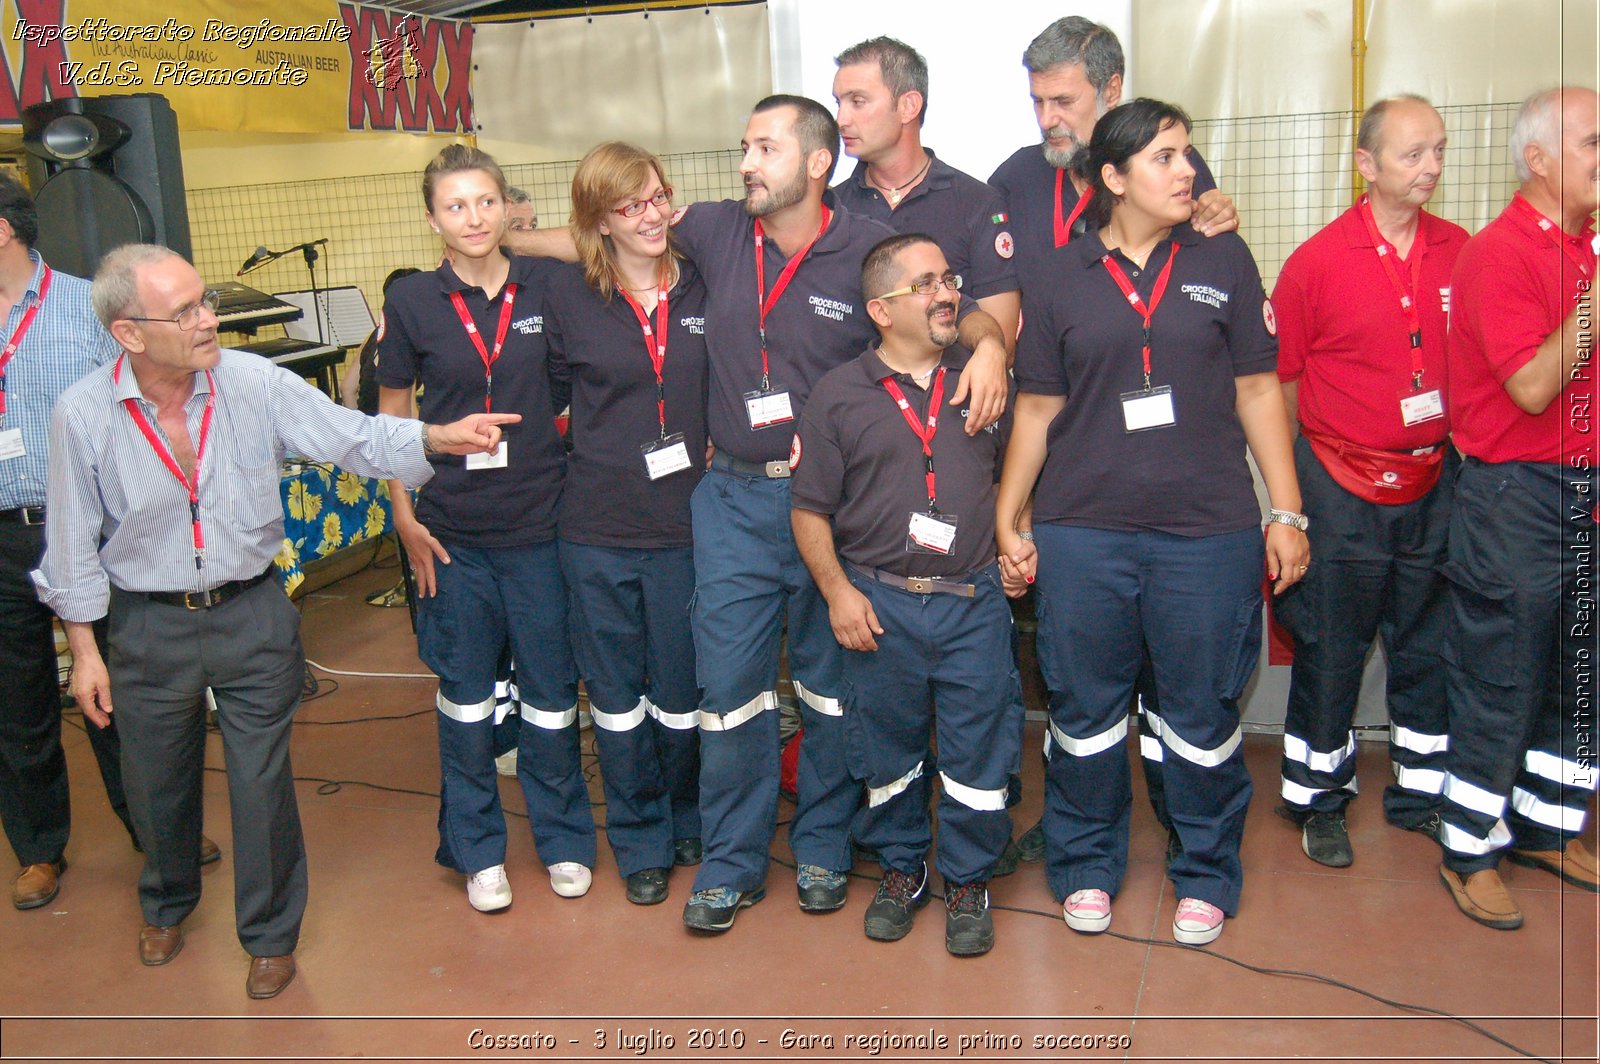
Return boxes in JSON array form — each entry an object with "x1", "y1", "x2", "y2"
[
  {"x1": 33, "y1": 348, "x2": 435, "y2": 622},
  {"x1": 0, "y1": 252, "x2": 120, "y2": 510}
]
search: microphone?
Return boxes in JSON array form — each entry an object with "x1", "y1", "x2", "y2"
[{"x1": 237, "y1": 246, "x2": 275, "y2": 276}]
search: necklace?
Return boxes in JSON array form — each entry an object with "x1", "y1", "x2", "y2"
[{"x1": 871, "y1": 154, "x2": 932, "y2": 208}]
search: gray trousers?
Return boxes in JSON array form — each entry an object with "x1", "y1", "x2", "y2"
[{"x1": 108, "y1": 577, "x2": 307, "y2": 956}]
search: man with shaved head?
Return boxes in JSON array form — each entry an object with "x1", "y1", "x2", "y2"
[
  {"x1": 1270, "y1": 96, "x2": 1469, "y2": 868},
  {"x1": 1438, "y1": 86, "x2": 1599, "y2": 929}
]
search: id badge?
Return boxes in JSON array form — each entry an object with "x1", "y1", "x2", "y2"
[
  {"x1": 1121, "y1": 385, "x2": 1176, "y2": 433},
  {"x1": 641, "y1": 432, "x2": 692, "y2": 480},
  {"x1": 465, "y1": 440, "x2": 509, "y2": 470},
  {"x1": 906, "y1": 510, "x2": 957, "y2": 555},
  {"x1": 0, "y1": 427, "x2": 23, "y2": 461},
  {"x1": 1398, "y1": 387, "x2": 1444, "y2": 427},
  {"x1": 743, "y1": 389, "x2": 794, "y2": 429}
]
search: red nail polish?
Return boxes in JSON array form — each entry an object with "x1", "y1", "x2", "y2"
[{"x1": 1025, "y1": 576, "x2": 1034, "y2": 584}]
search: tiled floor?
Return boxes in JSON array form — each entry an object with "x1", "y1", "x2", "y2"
[{"x1": 2, "y1": 561, "x2": 1596, "y2": 1063}]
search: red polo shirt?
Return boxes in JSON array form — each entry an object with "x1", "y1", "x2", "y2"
[
  {"x1": 1274, "y1": 202, "x2": 1468, "y2": 450},
  {"x1": 1449, "y1": 193, "x2": 1597, "y2": 464}
]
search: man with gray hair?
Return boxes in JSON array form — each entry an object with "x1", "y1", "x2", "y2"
[
  {"x1": 1438, "y1": 86, "x2": 1599, "y2": 929},
  {"x1": 31, "y1": 245, "x2": 517, "y2": 995},
  {"x1": 504, "y1": 186, "x2": 537, "y2": 231},
  {"x1": 1270, "y1": 95, "x2": 1469, "y2": 867}
]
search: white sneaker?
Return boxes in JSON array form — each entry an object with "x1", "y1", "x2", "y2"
[
  {"x1": 494, "y1": 749, "x2": 518, "y2": 777},
  {"x1": 467, "y1": 864, "x2": 512, "y2": 912},
  {"x1": 548, "y1": 861, "x2": 592, "y2": 898}
]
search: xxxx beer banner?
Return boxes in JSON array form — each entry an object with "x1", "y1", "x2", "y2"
[{"x1": 0, "y1": 0, "x2": 472, "y2": 134}]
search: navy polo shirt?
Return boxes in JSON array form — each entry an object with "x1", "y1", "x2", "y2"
[
  {"x1": 1014, "y1": 223, "x2": 1276, "y2": 537},
  {"x1": 792, "y1": 343, "x2": 1004, "y2": 578},
  {"x1": 989, "y1": 142, "x2": 1217, "y2": 303},
  {"x1": 545, "y1": 258, "x2": 710, "y2": 549},
  {"x1": 376, "y1": 254, "x2": 568, "y2": 548},
  {"x1": 831, "y1": 150, "x2": 1020, "y2": 302},
  {"x1": 670, "y1": 193, "x2": 894, "y2": 463}
]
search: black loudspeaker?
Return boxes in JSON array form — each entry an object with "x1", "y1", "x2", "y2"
[{"x1": 20, "y1": 94, "x2": 192, "y2": 278}]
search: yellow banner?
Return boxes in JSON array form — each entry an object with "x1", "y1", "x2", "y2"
[{"x1": 0, "y1": 0, "x2": 472, "y2": 133}]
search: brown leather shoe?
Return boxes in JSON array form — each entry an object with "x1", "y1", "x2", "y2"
[
  {"x1": 12, "y1": 861, "x2": 64, "y2": 910},
  {"x1": 246, "y1": 954, "x2": 296, "y2": 999},
  {"x1": 199, "y1": 835, "x2": 222, "y2": 866},
  {"x1": 1439, "y1": 865, "x2": 1523, "y2": 930},
  {"x1": 139, "y1": 923, "x2": 185, "y2": 966},
  {"x1": 1509, "y1": 839, "x2": 1600, "y2": 892}
]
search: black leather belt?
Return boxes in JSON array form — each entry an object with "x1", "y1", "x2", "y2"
[
  {"x1": 711, "y1": 451, "x2": 790, "y2": 479},
  {"x1": 849, "y1": 562, "x2": 977, "y2": 598},
  {"x1": 133, "y1": 568, "x2": 274, "y2": 610},
  {"x1": 0, "y1": 506, "x2": 45, "y2": 526}
]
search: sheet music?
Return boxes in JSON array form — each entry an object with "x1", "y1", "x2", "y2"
[{"x1": 274, "y1": 287, "x2": 376, "y2": 346}]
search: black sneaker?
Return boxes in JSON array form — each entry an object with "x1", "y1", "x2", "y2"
[
  {"x1": 682, "y1": 886, "x2": 765, "y2": 933},
  {"x1": 944, "y1": 880, "x2": 995, "y2": 956},
  {"x1": 1015, "y1": 818, "x2": 1046, "y2": 863},
  {"x1": 672, "y1": 837, "x2": 703, "y2": 867},
  {"x1": 864, "y1": 864, "x2": 930, "y2": 941},
  {"x1": 796, "y1": 864, "x2": 848, "y2": 912},
  {"x1": 1394, "y1": 812, "x2": 1443, "y2": 844},
  {"x1": 1164, "y1": 829, "x2": 1182, "y2": 868},
  {"x1": 625, "y1": 868, "x2": 669, "y2": 906},
  {"x1": 1302, "y1": 811, "x2": 1353, "y2": 867}
]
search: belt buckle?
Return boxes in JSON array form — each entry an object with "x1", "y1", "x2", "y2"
[
  {"x1": 765, "y1": 461, "x2": 790, "y2": 479},
  {"x1": 182, "y1": 588, "x2": 214, "y2": 610},
  {"x1": 21, "y1": 506, "x2": 44, "y2": 526},
  {"x1": 906, "y1": 576, "x2": 934, "y2": 594}
]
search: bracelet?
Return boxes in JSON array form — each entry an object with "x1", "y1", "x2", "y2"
[
  {"x1": 1266, "y1": 508, "x2": 1309, "y2": 532},
  {"x1": 1018, "y1": 531, "x2": 1035, "y2": 542}
]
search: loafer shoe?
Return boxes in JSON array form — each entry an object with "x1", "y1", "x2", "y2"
[
  {"x1": 682, "y1": 885, "x2": 764, "y2": 933},
  {"x1": 672, "y1": 837, "x2": 703, "y2": 867},
  {"x1": 467, "y1": 864, "x2": 512, "y2": 912},
  {"x1": 12, "y1": 860, "x2": 64, "y2": 910},
  {"x1": 139, "y1": 923, "x2": 184, "y2": 966},
  {"x1": 246, "y1": 954, "x2": 296, "y2": 999},
  {"x1": 625, "y1": 868, "x2": 669, "y2": 906},
  {"x1": 1062, "y1": 888, "x2": 1112, "y2": 934},
  {"x1": 1173, "y1": 897, "x2": 1225, "y2": 945},
  {"x1": 199, "y1": 835, "x2": 222, "y2": 866},
  {"x1": 944, "y1": 880, "x2": 994, "y2": 956},
  {"x1": 1301, "y1": 811, "x2": 1353, "y2": 868},
  {"x1": 548, "y1": 862, "x2": 592, "y2": 898},
  {"x1": 863, "y1": 863, "x2": 930, "y2": 942},
  {"x1": 1439, "y1": 865, "x2": 1523, "y2": 929},
  {"x1": 796, "y1": 864, "x2": 848, "y2": 912},
  {"x1": 1508, "y1": 840, "x2": 1599, "y2": 893}
]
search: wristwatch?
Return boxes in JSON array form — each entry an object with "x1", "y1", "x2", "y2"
[
  {"x1": 1267, "y1": 508, "x2": 1310, "y2": 532},
  {"x1": 421, "y1": 424, "x2": 438, "y2": 456}
]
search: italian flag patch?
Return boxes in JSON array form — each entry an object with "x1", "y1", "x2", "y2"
[{"x1": 991, "y1": 212, "x2": 1008, "y2": 224}]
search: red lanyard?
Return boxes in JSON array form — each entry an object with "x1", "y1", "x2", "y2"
[
  {"x1": 618, "y1": 279, "x2": 671, "y2": 436},
  {"x1": 1356, "y1": 195, "x2": 1429, "y2": 387},
  {"x1": 753, "y1": 205, "x2": 831, "y2": 390},
  {"x1": 1100, "y1": 243, "x2": 1180, "y2": 389},
  {"x1": 0, "y1": 264, "x2": 53, "y2": 417},
  {"x1": 113, "y1": 354, "x2": 215, "y2": 571},
  {"x1": 881, "y1": 367, "x2": 947, "y2": 510},
  {"x1": 448, "y1": 281, "x2": 519, "y2": 413},
  {"x1": 1054, "y1": 169, "x2": 1093, "y2": 248},
  {"x1": 1511, "y1": 192, "x2": 1597, "y2": 294}
]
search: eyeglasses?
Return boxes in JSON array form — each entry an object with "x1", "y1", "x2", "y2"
[
  {"x1": 874, "y1": 274, "x2": 962, "y2": 301},
  {"x1": 612, "y1": 187, "x2": 674, "y2": 218},
  {"x1": 126, "y1": 290, "x2": 221, "y2": 331}
]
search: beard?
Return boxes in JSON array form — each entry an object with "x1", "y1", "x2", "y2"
[
  {"x1": 926, "y1": 301, "x2": 959, "y2": 349},
  {"x1": 744, "y1": 164, "x2": 810, "y2": 218},
  {"x1": 1040, "y1": 125, "x2": 1088, "y2": 171}
]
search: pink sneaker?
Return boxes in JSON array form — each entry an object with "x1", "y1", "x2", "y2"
[
  {"x1": 1173, "y1": 897, "x2": 1224, "y2": 944},
  {"x1": 1062, "y1": 888, "x2": 1112, "y2": 933}
]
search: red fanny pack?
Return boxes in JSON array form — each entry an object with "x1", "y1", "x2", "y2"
[{"x1": 1302, "y1": 428, "x2": 1446, "y2": 505}]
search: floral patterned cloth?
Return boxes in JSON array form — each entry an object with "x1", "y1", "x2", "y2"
[{"x1": 274, "y1": 465, "x2": 395, "y2": 597}]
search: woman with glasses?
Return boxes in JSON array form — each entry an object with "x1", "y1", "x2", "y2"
[
  {"x1": 996, "y1": 99, "x2": 1307, "y2": 946},
  {"x1": 544, "y1": 142, "x2": 709, "y2": 905},
  {"x1": 376, "y1": 144, "x2": 595, "y2": 914}
]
